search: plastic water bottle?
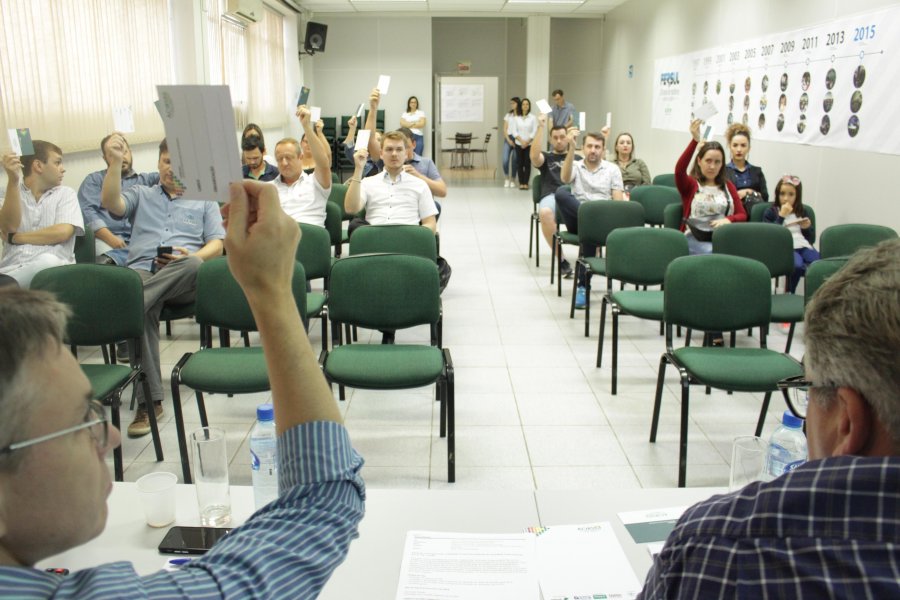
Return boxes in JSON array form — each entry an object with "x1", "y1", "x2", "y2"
[
  {"x1": 763, "y1": 410, "x2": 807, "y2": 481},
  {"x1": 250, "y1": 403, "x2": 278, "y2": 509}
]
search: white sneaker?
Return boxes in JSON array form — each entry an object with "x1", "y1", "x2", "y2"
[{"x1": 504, "y1": 180, "x2": 511, "y2": 188}]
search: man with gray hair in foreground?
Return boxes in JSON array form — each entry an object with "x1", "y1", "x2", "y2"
[
  {"x1": 0, "y1": 180, "x2": 365, "y2": 597},
  {"x1": 638, "y1": 238, "x2": 900, "y2": 598}
]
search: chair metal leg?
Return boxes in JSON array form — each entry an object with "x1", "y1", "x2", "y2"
[
  {"x1": 219, "y1": 328, "x2": 230, "y2": 348},
  {"x1": 678, "y1": 372, "x2": 690, "y2": 488},
  {"x1": 438, "y1": 379, "x2": 446, "y2": 438},
  {"x1": 550, "y1": 236, "x2": 557, "y2": 285},
  {"x1": 110, "y1": 394, "x2": 123, "y2": 482},
  {"x1": 196, "y1": 391, "x2": 209, "y2": 428},
  {"x1": 650, "y1": 354, "x2": 669, "y2": 442},
  {"x1": 165, "y1": 320, "x2": 172, "y2": 337},
  {"x1": 784, "y1": 323, "x2": 796, "y2": 353},
  {"x1": 444, "y1": 349, "x2": 455, "y2": 483},
  {"x1": 611, "y1": 306, "x2": 619, "y2": 395},
  {"x1": 242, "y1": 331, "x2": 251, "y2": 347},
  {"x1": 102, "y1": 344, "x2": 112, "y2": 365},
  {"x1": 528, "y1": 214, "x2": 534, "y2": 259},
  {"x1": 557, "y1": 246, "x2": 565, "y2": 297},
  {"x1": 756, "y1": 392, "x2": 773, "y2": 437},
  {"x1": 583, "y1": 270, "x2": 592, "y2": 336},
  {"x1": 142, "y1": 372, "x2": 163, "y2": 462},
  {"x1": 534, "y1": 216, "x2": 540, "y2": 267},
  {"x1": 171, "y1": 355, "x2": 193, "y2": 484},
  {"x1": 596, "y1": 296, "x2": 609, "y2": 367},
  {"x1": 569, "y1": 264, "x2": 579, "y2": 318}
]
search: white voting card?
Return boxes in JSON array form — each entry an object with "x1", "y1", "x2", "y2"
[
  {"x1": 310, "y1": 106, "x2": 322, "y2": 123},
  {"x1": 395, "y1": 531, "x2": 538, "y2": 600},
  {"x1": 579, "y1": 112, "x2": 586, "y2": 131},
  {"x1": 606, "y1": 112, "x2": 613, "y2": 129},
  {"x1": 113, "y1": 106, "x2": 135, "y2": 133},
  {"x1": 155, "y1": 85, "x2": 242, "y2": 204},
  {"x1": 356, "y1": 102, "x2": 365, "y2": 118},
  {"x1": 536, "y1": 98, "x2": 553, "y2": 114},
  {"x1": 694, "y1": 101, "x2": 718, "y2": 121},
  {"x1": 354, "y1": 129, "x2": 371, "y2": 151},
  {"x1": 533, "y1": 522, "x2": 641, "y2": 600},
  {"x1": 377, "y1": 75, "x2": 391, "y2": 95}
]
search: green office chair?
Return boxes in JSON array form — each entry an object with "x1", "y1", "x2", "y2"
[
  {"x1": 630, "y1": 185, "x2": 681, "y2": 228},
  {"x1": 170, "y1": 257, "x2": 307, "y2": 483},
  {"x1": 819, "y1": 224, "x2": 897, "y2": 259},
  {"x1": 31, "y1": 264, "x2": 164, "y2": 481},
  {"x1": 570, "y1": 200, "x2": 645, "y2": 336},
  {"x1": 297, "y1": 223, "x2": 333, "y2": 350},
  {"x1": 349, "y1": 224, "x2": 438, "y2": 261},
  {"x1": 650, "y1": 254, "x2": 803, "y2": 487},
  {"x1": 597, "y1": 227, "x2": 689, "y2": 394},
  {"x1": 652, "y1": 173, "x2": 676, "y2": 188},
  {"x1": 321, "y1": 253, "x2": 455, "y2": 482},
  {"x1": 73, "y1": 227, "x2": 96, "y2": 264},
  {"x1": 712, "y1": 223, "x2": 804, "y2": 352},
  {"x1": 663, "y1": 202, "x2": 683, "y2": 230}
]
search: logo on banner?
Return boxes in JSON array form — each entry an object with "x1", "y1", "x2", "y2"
[{"x1": 660, "y1": 72, "x2": 680, "y2": 86}]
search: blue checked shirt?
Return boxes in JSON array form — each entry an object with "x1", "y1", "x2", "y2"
[
  {"x1": 639, "y1": 455, "x2": 900, "y2": 599},
  {"x1": 0, "y1": 422, "x2": 365, "y2": 599}
]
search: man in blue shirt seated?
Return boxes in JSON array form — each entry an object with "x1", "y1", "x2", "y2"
[
  {"x1": 241, "y1": 134, "x2": 279, "y2": 182},
  {"x1": 0, "y1": 180, "x2": 365, "y2": 598},
  {"x1": 77, "y1": 133, "x2": 159, "y2": 266},
  {"x1": 100, "y1": 136, "x2": 225, "y2": 438},
  {"x1": 639, "y1": 238, "x2": 900, "y2": 599}
]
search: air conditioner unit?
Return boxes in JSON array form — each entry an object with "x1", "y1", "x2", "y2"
[{"x1": 225, "y1": 0, "x2": 263, "y2": 23}]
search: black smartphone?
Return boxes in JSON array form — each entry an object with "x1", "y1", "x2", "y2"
[
  {"x1": 297, "y1": 86, "x2": 310, "y2": 107},
  {"x1": 156, "y1": 245, "x2": 173, "y2": 258},
  {"x1": 158, "y1": 526, "x2": 232, "y2": 555}
]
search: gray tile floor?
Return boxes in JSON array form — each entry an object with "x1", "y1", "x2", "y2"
[{"x1": 86, "y1": 176, "x2": 805, "y2": 490}]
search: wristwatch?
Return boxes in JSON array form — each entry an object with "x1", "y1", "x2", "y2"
[{"x1": 6, "y1": 232, "x2": 16, "y2": 245}]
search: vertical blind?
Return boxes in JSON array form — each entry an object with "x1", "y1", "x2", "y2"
[
  {"x1": 0, "y1": 0, "x2": 173, "y2": 151},
  {"x1": 0, "y1": 0, "x2": 287, "y2": 153}
]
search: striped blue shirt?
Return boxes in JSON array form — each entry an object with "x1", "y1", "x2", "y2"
[
  {"x1": 639, "y1": 455, "x2": 900, "y2": 598},
  {"x1": 0, "y1": 421, "x2": 365, "y2": 599}
]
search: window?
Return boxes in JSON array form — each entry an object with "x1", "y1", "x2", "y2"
[
  {"x1": 0, "y1": 0, "x2": 173, "y2": 152},
  {"x1": 204, "y1": 0, "x2": 285, "y2": 130}
]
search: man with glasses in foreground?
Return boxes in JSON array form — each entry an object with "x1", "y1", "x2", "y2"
[
  {"x1": 638, "y1": 238, "x2": 900, "y2": 598},
  {"x1": 0, "y1": 180, "x2": 365, "y2": 596}
]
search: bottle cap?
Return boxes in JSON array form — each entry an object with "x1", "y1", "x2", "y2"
[
  {"x1": 257, "y1": 403, "x2": 274, "y2": 422},
  {"x1": 782, "y1": 410, "x2": 804, "y2": 429}
]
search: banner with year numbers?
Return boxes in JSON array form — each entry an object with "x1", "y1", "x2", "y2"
[{"x1": 651, "y1": 6, "x2": 900, "y2": 155}]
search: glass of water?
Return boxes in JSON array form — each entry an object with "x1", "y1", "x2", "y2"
[
  {"x1": 729, "y1": 435, "x2": 766, "y2": 491},
  {"x1": 191, "y1": 427, "x2": 232, "y2": 526}
]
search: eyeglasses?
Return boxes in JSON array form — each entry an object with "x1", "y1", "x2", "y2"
[
  {"x1": 781, "y1": 175, "x2": 801, "y2": 185},
  {"x1": 0, "y1": 400, "x2": 108, "y2": 455},
  {"x1": 777, "y1": 375, "x2": 814, "y2": 419}
]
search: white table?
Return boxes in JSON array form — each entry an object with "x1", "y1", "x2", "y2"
[{"x1": 39, "y1": 483, "x2": 724, "y2": 597}]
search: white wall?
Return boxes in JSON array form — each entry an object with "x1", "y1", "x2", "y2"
[
  {"x1": 549, "y1": 18, "x2": 605, "y2": 131},
  {"x1": 599, "y1": 0, "x2": 900, "y2": 232},
  {"x1": 307, "y1": 16, "x2": 433, "y2": 155},
  {"x1": 431, "y1": 18, "x2": 527, "y2": 167}
]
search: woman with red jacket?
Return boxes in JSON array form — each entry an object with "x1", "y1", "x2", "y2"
[{"x1": 676, "y1": 119, "x2": 746, "y2": 255}]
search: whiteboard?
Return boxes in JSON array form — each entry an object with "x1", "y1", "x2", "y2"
[{"x1": 441, "y1": 84, "x2": 484, "y2": 123}]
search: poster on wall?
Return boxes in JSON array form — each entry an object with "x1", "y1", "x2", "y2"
[
  {"x1": 652, "y1": 6, "x2": 900, "y2": 155},
  {"x1": 441, "y1": 84, "x2": 484, "y2": 123}
]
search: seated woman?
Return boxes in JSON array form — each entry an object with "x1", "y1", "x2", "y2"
[
  {"x1": 611, "y1": 132, "x2": 651, "y2": 192},
  {"x1": 675, "y1": 119, "x2": 746, "y2": 256},
  {"x1": 724, "y1": 123, "x2": 768, "y2": 209},
  {"x1": 763, "y1": 175, "x2": 819, "y2": 293}
]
